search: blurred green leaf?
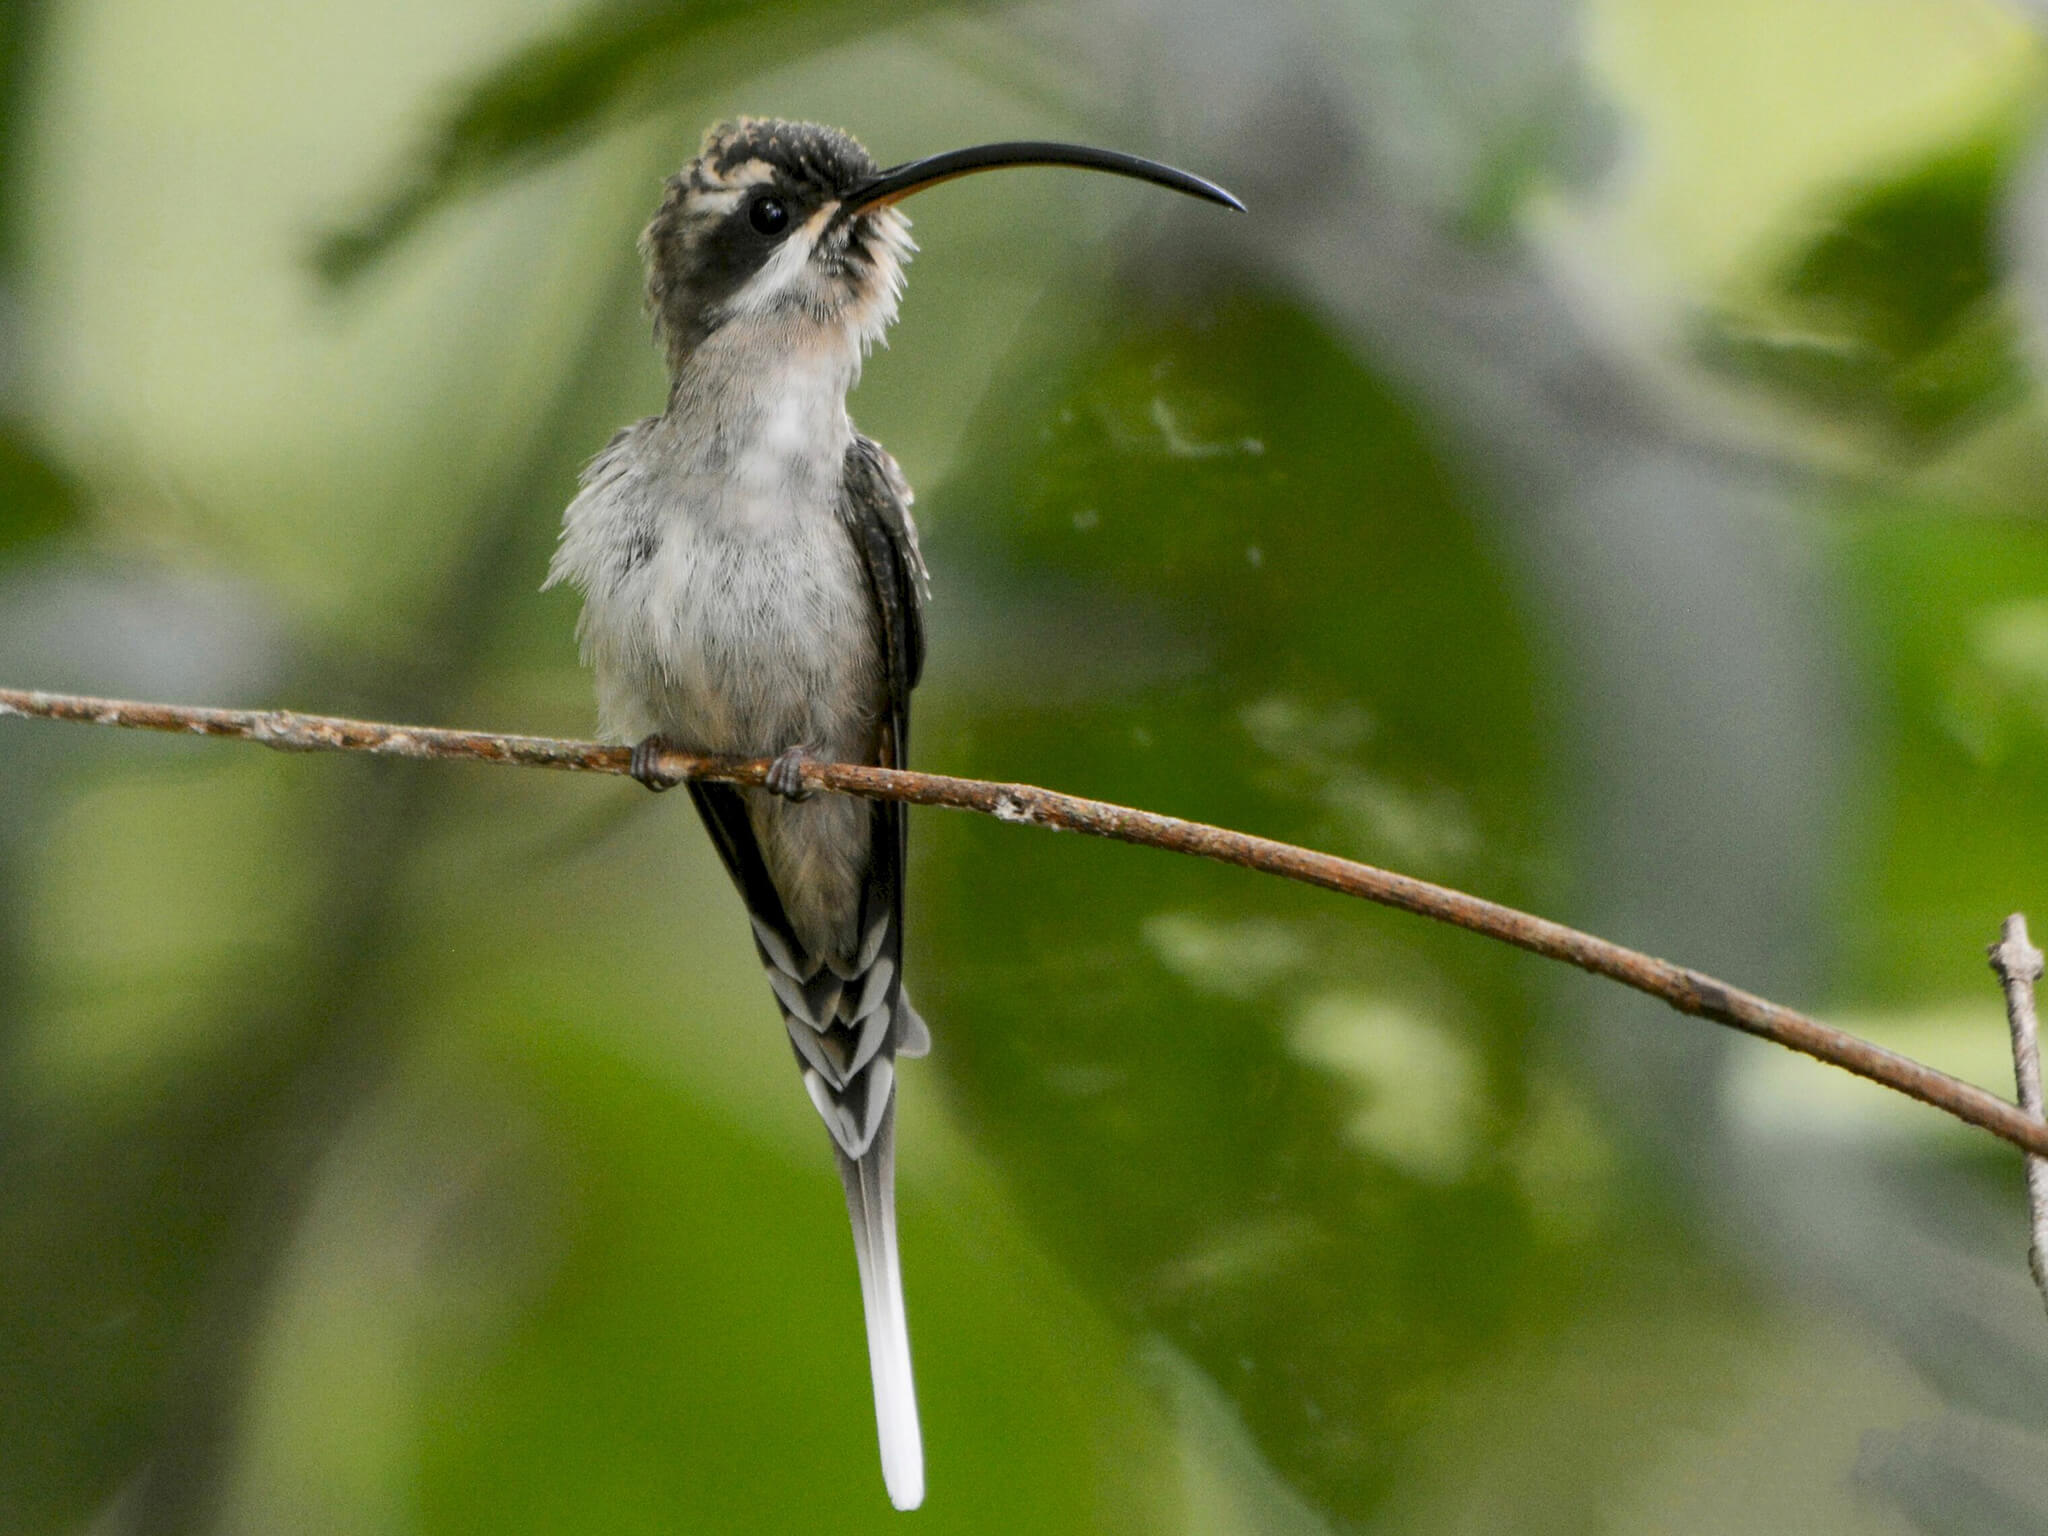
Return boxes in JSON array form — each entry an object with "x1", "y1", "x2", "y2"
[
  {"x1": 1458, "y1": 75, "x2": 1617, "y2": 243},
  {"x1": 413, "y1": 1024, "x2": 1178, "y2": 1535},
  {"x1": 914, "y1": 289, "x2": 1588, "y2": 1523},
  {"x1": 314, "y1": 0, "x2": 983, "y2": 285},
  {"x1": 1698, "y1": 126, "x2": 2031, "y2": 454},
  {"x1": 1834, "y1": 503, "x2": 2048, "y2": 1000},
  {"x1": 0, "y1": 419, "x2": 79, "y2": 554}
]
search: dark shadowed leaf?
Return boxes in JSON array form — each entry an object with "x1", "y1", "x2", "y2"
[
  {"x1": 1697, "y1": 126, "x2": 2030, "y2": 455},
  {"x1": 313, "y1": 0, "x2": 981, "y2": 285},
  {"x1": 0, "y1": 421, "x2": 79, "y2": 555},
  {"x1": 912, "y1": 287, "x2": 1577, "y2": 1523}
]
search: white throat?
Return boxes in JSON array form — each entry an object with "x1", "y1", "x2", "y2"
[{"x1": 664, "y1": 316, "x2": 862, "y2": 531}]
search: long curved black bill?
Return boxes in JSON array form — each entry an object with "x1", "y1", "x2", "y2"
[{"x1": 838, "y1": 140, "x2": 1244, "y2": 217}]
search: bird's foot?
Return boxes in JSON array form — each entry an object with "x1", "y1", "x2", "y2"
[
  {"x1": 629, "y1": 735, "x2": 683, "y2": 793},
  {"x1": 766, "y1": 746, "x2": 816, "y2": 802}
]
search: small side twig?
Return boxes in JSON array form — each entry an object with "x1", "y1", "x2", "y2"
[
  {"x1": 7, "y1": 684, "x2": 2048, "y2": 1163},
  {"x1": 1991, "y1": 913, "x2": 2048, "y2": 1314}
]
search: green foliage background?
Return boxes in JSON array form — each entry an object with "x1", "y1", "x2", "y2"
[{"x1": 3, "y1": 0, "x2": 2048, "y2": 1531}]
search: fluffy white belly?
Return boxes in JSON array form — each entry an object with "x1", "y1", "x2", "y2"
[
  {"x1": 559, "y1": 406, "x2": 880, "y2": 760},
  {"x1": 553, "y1": 426, "x2": 883, "y2": 962},
  {"x1": 548, "y1": 335, "x2": 889, "y2": 963},
  {"x1": 601, "y1": 507, "x2": 877, "y2": 757}
]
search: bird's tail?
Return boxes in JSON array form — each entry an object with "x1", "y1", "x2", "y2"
[
  {"x1": 836, "y1": 1101, "x2": 923, "y2": 1511},
  {"x1": 680, "y1": 783, "x2": 928, "y2": 1505}
]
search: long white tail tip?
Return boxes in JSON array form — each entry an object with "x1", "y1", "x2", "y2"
[
  {"x1": 843, "y1": 1118, "x2": 923, "y2": 1511},
  {"x1": 861, "y1": 1175, "x2": 923, "y2": 1512},
  {"x1": 882, "y1": 1436, "x2": 924, "y2": 1511}
]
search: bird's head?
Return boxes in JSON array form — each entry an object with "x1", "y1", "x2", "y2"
[
  {"x1": 642, "y1": 119, "x2": 906, "y2": 372},
  {"x1": 642, "y1": 117, "x2": 1240, "y2": 374}
]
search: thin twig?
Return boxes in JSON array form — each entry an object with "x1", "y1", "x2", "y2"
[
  {"x1": 6, "y1": 683, "x2": 2047, "y2": 1160},
  {"x1": 1991, "y1": 913, "x2": 2048, "y2": 1312}
]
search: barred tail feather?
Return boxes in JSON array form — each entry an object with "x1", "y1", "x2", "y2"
[
  {"x1": 837, "y1": 1105, "x2": 923, "y2": 1511},
  {"x1": 682, "y1": 782, "x2": 926, "y2": 1505}
]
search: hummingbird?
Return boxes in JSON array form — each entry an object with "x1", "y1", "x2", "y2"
[{"x1": 546, "y1": 117, "x2": 1238, "y2": 1510}]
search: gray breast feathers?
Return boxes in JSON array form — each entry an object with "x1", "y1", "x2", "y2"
[{"x1": 546, "y1": 414, "x2": 884, "y2": 765}]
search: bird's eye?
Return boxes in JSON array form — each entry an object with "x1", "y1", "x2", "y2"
[{"x1": 749, "y1": 196, "x2": 790, "y2": 236}]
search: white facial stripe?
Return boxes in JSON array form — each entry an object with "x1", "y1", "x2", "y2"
[
  {"x1": 687, "y1": 190, "x2": 834, "y2": 231},
  {"x1": 688, "y1": 187, "x2": 746, "y2": 217},
  {"x1": 680, "y1": 193, "x2": 913, "y2": 361},
  {"x1": 709, "y1": 157, "x2": 779, "y2": 191},
  {"x1": 866, "y1": 207, "x2": 914, "y2": 261},
  {"x1": 721, "y1": 224, "x2": 824, "y2": 317}
]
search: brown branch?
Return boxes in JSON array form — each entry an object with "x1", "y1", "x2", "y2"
[
  {"x1": 6, "y1": 683, "x2": 2046, "y2": 1160},
  {"x1": 1991, "y1": 914, "x2": 2048, "y2": 1312}
]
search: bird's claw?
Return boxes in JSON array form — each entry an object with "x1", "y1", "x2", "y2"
[
  {"x1": 630, "y1": 735, "x2": 683, "y2": 792},
  {"x1": 766, "y1": 746, "x2": 816, "y2": 802}
]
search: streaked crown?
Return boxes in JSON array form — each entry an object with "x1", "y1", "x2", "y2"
[{"x1": 642, "y1": 118, "x2": 913, "y2": 370}]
